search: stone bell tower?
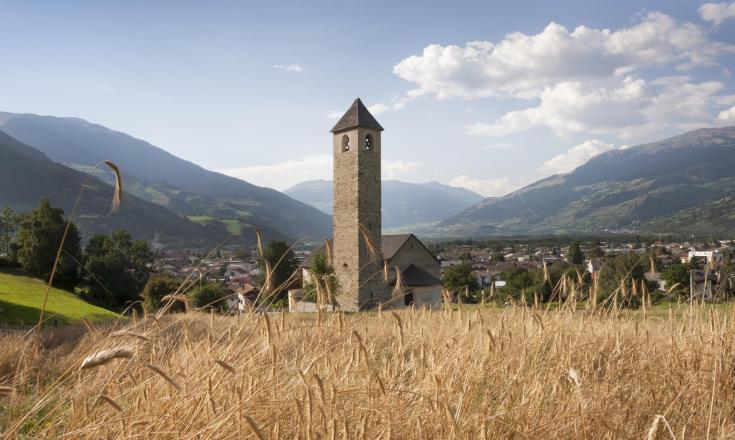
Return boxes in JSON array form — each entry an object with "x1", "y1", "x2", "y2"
[{"x1": 331, "y1": 98, "x2": 389, "y2": 311}]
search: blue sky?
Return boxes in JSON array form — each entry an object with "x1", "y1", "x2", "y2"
[{"x1": 1, "y1": 0, "x2": 735, "y2": 196}]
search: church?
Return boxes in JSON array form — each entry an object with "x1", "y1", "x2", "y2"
[{"x1": 301, "y1": 98, "x2": 442, "y2": 311}]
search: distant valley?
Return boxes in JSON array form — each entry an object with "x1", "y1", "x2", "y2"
[
  {"x1": 285, "y1": 179, "x2": 484, "y2": 231},
  {"x1": 0, "y1": 112, "x2": 332, "y2": 247}
]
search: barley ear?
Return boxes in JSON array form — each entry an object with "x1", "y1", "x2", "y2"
[{"x1": 103, "y1": 160, "x2": 122, "y2": 213}]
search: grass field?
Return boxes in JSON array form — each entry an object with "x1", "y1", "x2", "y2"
[
  {"x1": 1, "y1": 303, "x2": 734, "y2": 438},
  {"x1": 187, "y1": 215, "x2": 243, "y2": 235},
  {"x1": 0, "y1": 269, "x2": 119, "y2": 326}
]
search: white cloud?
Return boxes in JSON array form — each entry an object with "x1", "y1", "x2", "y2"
[
  {"x1": 719, "y1": 105, "x2": 735, "y2": 122},
  {"x1": 368, "y1": 103, "x2": 389, "y2": 115},
  {"x1": 700, "y1": 2, "x2": 735, "y2": 25},
  {"x1": 382, "y1": 159, "x2": 420, "y2": 179},
  {"x1": 221, "y1": 155, "x2": 331, "y2": 190},
  {"x1": 366, "y1": 89, "x2": 428, "y2": 116},
  {"x1": 466, "y1": 76, "x2": 731, "y2": 139},
  {"x1": 540, "y1": 139, "x2": 616, "y2": 175},
  {"x1": 273, "y1": 64, "x2": 303, "y2": 73},
  {"x1": 394, "y1": 12, "x2": 732, "y2": 100},
  {"x1": 466, "y1": 77, "x2": 647, "y2": 137},
  {"x1": 448, "y1": 175, "x2": 521, "y2": 197}
]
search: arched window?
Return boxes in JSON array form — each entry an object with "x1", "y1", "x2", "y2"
[
  {"x1": 364, "y1": 134, "x2": 373, "y2": 151},
  {"x1": 341, "y1": 135, "x2": 350, "y2": 152}
]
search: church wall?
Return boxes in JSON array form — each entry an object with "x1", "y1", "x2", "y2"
[
  {"x1": 412, "y1": 285, "x2": 442, "y2": 308},
  {"x1": 387, "y1": 235, "x2": 441, "y2": 278}
]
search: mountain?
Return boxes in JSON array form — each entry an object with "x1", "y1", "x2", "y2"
[
  {"x1": 285, "y1": 179, "x2": 484, "y2": 230},
  {"x1": 0, "y1": 129, "x2": 251, "y2": 248},
  {"x1": 438, "y1": 126, "x2": 735, "y2": 237},
  {"x1": 0, "y1": 112, "x2": 331, "y2": 242}
]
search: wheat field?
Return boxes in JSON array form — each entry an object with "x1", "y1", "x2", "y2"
[{"x1": 0, "y1": 304, "x2": 733, "y2": 439}]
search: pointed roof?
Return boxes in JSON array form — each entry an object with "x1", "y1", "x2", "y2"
[{"x1": 330, "y1": 98, "x2": 384, "y2": 133}]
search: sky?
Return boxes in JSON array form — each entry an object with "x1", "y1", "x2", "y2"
[{"x1": 1, "y1": 0, "x2": 735, "y2": 197}]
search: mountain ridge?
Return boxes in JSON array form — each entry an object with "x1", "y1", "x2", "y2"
[
  {"x1": 437, "y1": 126, "x2": 735, "y2": 237},
  {"x1": 0, "y1": 112, "x2": 331, "y2": 242}
]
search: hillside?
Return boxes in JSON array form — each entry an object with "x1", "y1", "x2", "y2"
[
  {"x1": 0, "y1": 112, "x2": 331, "y2": 241},
  {"x1": 285, "y1": 179, "x2": 483, "y2": 230},
  {"x1": 0, "y1": 269, "x2": 118, "y2": 325},
  {"x1": 438, "y1": 126, "x2": 735, "y2": 237},
  {"x1": 0, "y1": 129, "x2": 271, "y2": 248}
]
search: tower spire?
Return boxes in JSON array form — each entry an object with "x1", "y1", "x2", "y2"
[{"x1": 330, "y1": 98, "x2": 384, "y2": 133}]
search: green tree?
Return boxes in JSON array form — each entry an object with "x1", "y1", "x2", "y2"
[
  {"x1": 142, "y1": 275, "x2": 183, "y2": 311},
  {"x1": 257, "y1": 240, "x2": 298, "y2": 302},
  {"x1": 304, "y1": 251, "x2": 337, "y2": 303},
  {"x1": 597, "y1": 252, "x2": 650, "y2": 308},
  {"x1": 661, "y1": 263, "x2": 690, "y2": 295},
  {"x1": 15, "y1": 198, "x2": 82, "y2": 288},
  {"x1": 0, "y1": 207, "x2": 18, "y2": 257},
  {"x1": 568, "y1": 241, "x2": 585, "y2": 266},
  {"x1": 83, "y1": 230, "x2": 152, "y2": 309},
  {"x1": 442, "y1": 263, "x2": 478, "y2": 295},
  {"x1": 191, "y1": 282, "x2": 230, "y2": 312}
]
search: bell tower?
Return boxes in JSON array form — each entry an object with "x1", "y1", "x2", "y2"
[{"x1": 331, "y1": 98, "x2": 388, "y2": 311}]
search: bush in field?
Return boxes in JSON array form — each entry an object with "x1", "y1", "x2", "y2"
[
  {"x1": 142, "y1": 275, "x2": 184, "y2": 312},
  {"x1": 442, "y1": 262, "x2": 478, "y2": 297},
  {"x1": 190, "y1": 282, "x2": 230, "y2": 312},
  {"x1": 597, "y1": 252, "x2": 652, "y2": 307}
]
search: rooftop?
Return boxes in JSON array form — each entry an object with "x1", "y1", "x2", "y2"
[{"x1": 330, "y1": 98, "x2": 384, "y2": 133}]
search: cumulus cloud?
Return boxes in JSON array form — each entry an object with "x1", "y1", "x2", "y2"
[
  {"x1": 700, "y1": 2, "x2": 735, "y2": 25},
  {"x1": 394, "y1": 12, "x2": 731, "y2": 100},
  {"x1": 540, "y1": 140, "x2": 616, "y2": 175},
  {"x1": 466, "y1": 76, "x2": 731, "y2": 139},
  {"x1": 719, "y1": 105, "x2": 735, "y2": 122},
  {"x1": 273, "y1": 64, "x2": 303, "y2": 73},
  {"x1": 448, "y1": 175, "x2": 521, "y2": 197}
]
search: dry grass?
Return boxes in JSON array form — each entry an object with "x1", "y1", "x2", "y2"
[{"x1": 1, "y1": 304, "x2": 734, "y2": 438}]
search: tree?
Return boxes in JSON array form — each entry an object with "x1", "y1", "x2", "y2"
[
  {"x1": 442, "y1": 263, "x2": 478, "y2": 295},
  {"x1": 597, "y1": 252, "x2": 651, "y2": 308},
  {"x1": 0, "y1": 207, "x2": 18, "y2": 257},
  {"x1": 258, "y1": 241, "x2": 298, "y2": 290},
  {"x1": 257, "y1": 240, "x2": 298, "y2": 306},
  {"x1": 15, "y1": 198, "x2": 82, "y2": 288},
  {"x1": 191, "y1": 282, "x2": 230, "y2": 312},
  {"x1": 142, "y1": 275, "x2": 183, "y2": 311},
  {"x1": 661, "y1": 263, "x2": 690, "y2": 295},
  {"x1": 491, "y1": 251, "x2": 505, "y2": 262},
  {"x1": 568, "y1": 241, "x2": 585, "y2": 266},
  {"x1": 304, "y1": 251, "x2": 337, "y2": 303},
  {"x1": 83, "y1": 230, "x2": 152, "y2": 309}
]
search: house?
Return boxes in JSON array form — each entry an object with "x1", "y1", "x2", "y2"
[
  {"x1": 690, "y1": 270, "x2": 716, "y2": 300},
  {"x1": 228, "y1": 283, "x2": 260, "y2": 312}
]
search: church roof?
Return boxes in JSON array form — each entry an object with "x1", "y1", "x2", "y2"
[
  {"x1": 381, "y1": 234, "x2": 413, "y2": 261},
  {"x1": 330, "y1": 98, "x2": 384, "y2": 133},
  {"x1": 400, "y1": 264, "x2": 441, "y2": 287}
]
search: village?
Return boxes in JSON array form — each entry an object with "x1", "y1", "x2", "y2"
[{"x1": 149, "y1": 234, "x2": 735, "y2": 312}]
